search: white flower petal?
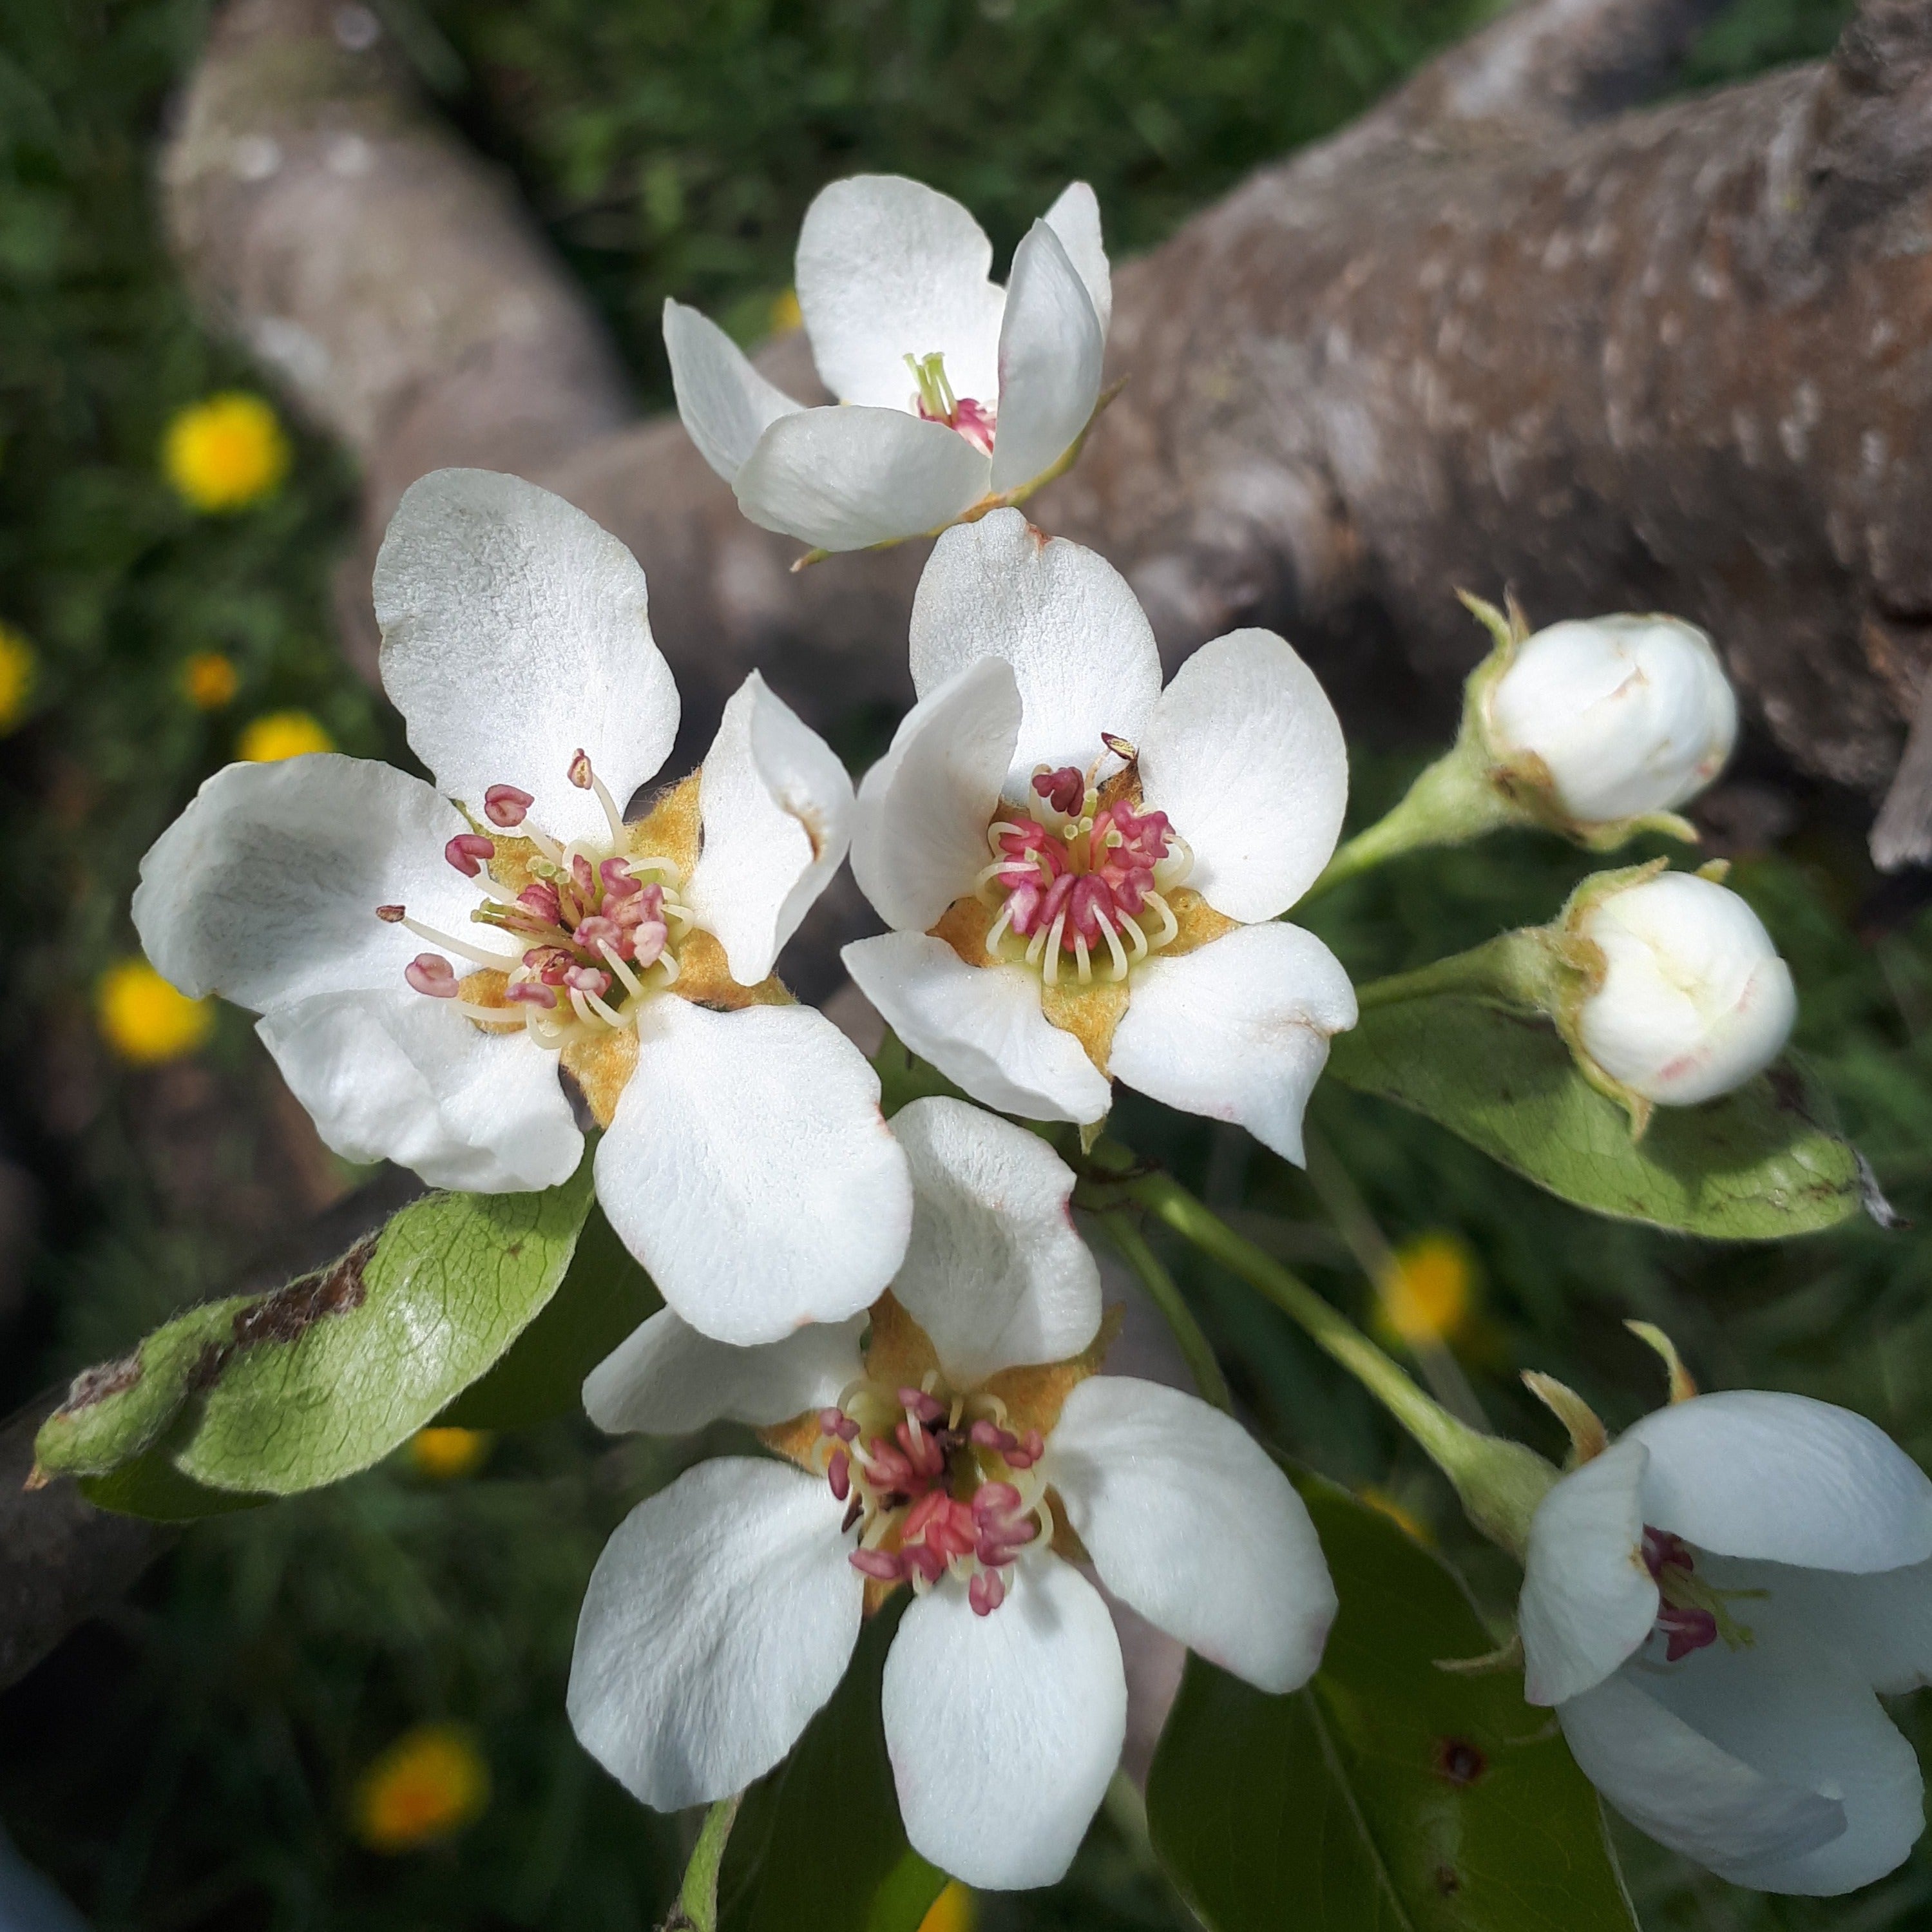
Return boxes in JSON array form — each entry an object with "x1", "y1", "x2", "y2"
[
  {"x1": 567, "y1": 1458, "x2": 861, "y2": 1811},
  {"x1": 133, "y1": 754, "x2": 473, "y2": 1011},
  {"x1": 1763, "y1": 1554, "x2": 1932, "y2": 1695},
  {"x1": 850, "y1": 656, "x2": 1020, "y2": 933},
  {"x1": 663, "y1": 298, "x2": 805, "y2": 484},
  {"x1": 988, "y1": 221, "x2": 1104, "y2": 497},
  {"x1": 584, "y1": 1307, "x2": 866, "y2": 1437},
  {"x1": 1109, "y1": 923, "x2": 1357, "y2": 1165},
  {"x1": 686, "y1": 673, "x2": 855, "y2": 986},
  {"x1": 1047, "y1": 1376, "x2": 1335, "y2": 1694},
  {"x1": 1608, "y1": 1572, "x2": 1924, "y2": 1895},
  {"x1": 1042, "y1": 182, "x2": 1111, "y2": 336},
  {"x1": 374, "y1": 470, "x2": 680, "y2": 847},
  {"x1": 595, "y1": 997, "x2": 912, "y2": 1346},
  {"x1": 1518, "y1": 1439, "x2": 1658, "y2": 1707},
  {"x1": 1623, "y1": 1390, "x2": 1932, "y2": 1573},
  {"x1": 1558, "y1": 1671, "x2": 1848, "y2": 1889},
  {"x1": 257, "y1": 988, "x2": 582, "y2": 1193},
  {"x1": 842, "y1": 933, "x2": 1112, "y2": 1125},
  {"x1": 883, "y1": 1560, "x2": 1125, "y2": 1889},
  {"x1": 1139, "y1": 628, "x2": 1348, "y2": 920},
  {"x1": 888, "y1": 1096, "x2": 1100, "y2": 1384},
  {"x1": 794, "y1": 175, "x2": 1006, "y2": 409},
  {"x1": 733, "y1": 405, "x2": 991, "y2": 553},
  {"x1": 908, "y1": 512, "x2": 1162, "y2": 795}
]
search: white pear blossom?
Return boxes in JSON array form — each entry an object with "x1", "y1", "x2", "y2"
[
  {"x1": 1517, "y1": 1390, "x2": 1932, "y2": 1895},
  {"x1": 568, "y1": 1096, "x2": 1335, "y2": 1889},
  {"x1": 664, "y1": 176, "x2": 1111, "y2": 553},
  {"x1": 1486, "y1": 615, "x2": 1737, "y2": 825},
  {"x1": 132, "y1": 468, "x2": 911, "y2": 1346},
  {"x1": 840, "y1": 510, "x2": 1357, "y2": 1158},
  {"x1": 1573, "y1": 870, "x2": 1796, "y2": 1106}
]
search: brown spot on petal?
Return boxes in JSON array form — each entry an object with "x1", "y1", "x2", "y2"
[{"x1": 1434, "y1": 1737, "x2": 1487, "y2": 1785}]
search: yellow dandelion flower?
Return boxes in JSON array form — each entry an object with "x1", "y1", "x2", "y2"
[
  {"x1": 97, "y1": 959, "x2": 214, "y2": 1065},
  {"x1": 352, "y1": 1724, "x2": 490, "y2": 1853},
  {"x1": 0, "y1": 623, "x2": 36, "y2": 735},
  {"x1": 919, "y1": 1881, "x2": 973, "y2": 1932},
  {"x1": 238, "y1": 709, "x2": 334, "y2": 762},
  {"x1": 408, "y1": 1428, "x2": 492, "y2": 1480},
  {"x1": 770, "y1": 286, "x2": 803, "y2": 334},
  {"x1": 162, "y1": 392, "x2": 291, "y2": 513},
  {"x1": 182, "y1": 651, "x2": 239, "y2": 710},
  {"x1": 1375, "y1": 1231, "x2": 1478, "y2": 1348},
  {"x1": 1357, "y1": 1486, "x2": 1432, "y2": 1545}
]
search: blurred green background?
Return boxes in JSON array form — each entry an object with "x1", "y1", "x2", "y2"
[{"x1": 3, "y1": 0, "x2": 1918, "y2": 1927}]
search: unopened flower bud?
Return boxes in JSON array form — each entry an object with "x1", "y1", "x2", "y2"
[
  {"x1": 1571, "y1": 870, "x2": 1795, "y2": 1107},
  {"x1": 1485, "y1": 615, "x2": 1737, "y2": 825}
]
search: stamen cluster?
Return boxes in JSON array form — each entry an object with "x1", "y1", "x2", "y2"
[
  {"x1": 379, "y1": 751, "x2": 692, "y2": 1041},
  {"x1": 979, "y1": 742, "x2": 1192, "y2": 985},
  {"x1": 1641, "y1": 1524, "x2": 1759, "y2": 1662},
  {"x1": 906, "y1": 350, "x2": 997, "y2": 458},
  {"x1": 817, "y1": 1377, "x2": 1049, "y2": 1617}
]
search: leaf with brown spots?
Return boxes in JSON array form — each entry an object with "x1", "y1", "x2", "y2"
[{"x1": 1148, "y1": 1477, "x2": 1636, "y2": 1932}]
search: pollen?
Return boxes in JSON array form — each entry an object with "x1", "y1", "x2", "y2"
[
  {"x1": 408, "y1": 1427, "x2": 492, "y2": 1479},
  {"x1": 0, "y1": 622, "x2": 35, "y2": 735},
  {"x1": 238, "y1": 709, "x2": 335, "y2": 762},
  {"x1": 162, "y1": 392, "x2": 291, "y2": 512},
  {"x1": 97, "y1": 959, "x2": 215, "y2": 1065},
  {"x1": 1376, "y1": 1231, "x2": 1478, "y2": 1347},
  {"x1": 182, "y1": 651, "x2": 240, "y2": 710},
  {"x1": 351, "y1": 1723, "x2": 490, "y2": 1852}
]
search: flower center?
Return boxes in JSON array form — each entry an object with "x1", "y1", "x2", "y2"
[
  {"x1": 975, "y1": 738, "x2": 1193, "y2": 988},
  {"x1": 905, "y1": 351, "x2": 997, "y2": 457},
  {"x1": 378, "y1": 750, "x2": 693, "y2": 1047},
  {"x1": 1641, "y1": 1526, "x2": 1764, "y2": 1661},
  {"x1": 816, "y1": 1375, "x2": 1051, "y2": 1617}
]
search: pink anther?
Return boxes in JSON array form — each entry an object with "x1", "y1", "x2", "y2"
[
  {"x1": 951, "y1": 396, "x2": 997, "y2": 457},
  {"x1": 1101, "y1": 732, "x2": 1136, "y2": 762},
  {"x1": 819, "y1": 1408, "x2": 859, "y2": 1441},
  {"x1": 504, "y1": 981, "x2": 557, "y2": 1008},
  {"x1": 568, "y1": 749, "x2": 594, "y2": 790},
  {"x1": 969, "y1": 1569, "x2": 1007, "y2": 1617},
  {"x1": 1033, "y1": 765, "x2": 1086, "y2": 816},
  {"x1": 599, "y1": 857, "x2": 640, "y2": 897},
  {"x1": 571, "y1": 854, "x2": 598, "y2": 899},
  {"x1": 445, "y1": 832, "x2": 495, "y2": 877},
  {"x1": 484, "y1": 784, "x2": 534, "y2": 828},
  {"x1": 901, "y1": 1542, "x2": 948, "y2": 1585},
  {"x1": 564, "y1": 965, "x2": 611, "y2": 999},
  {"x1": 849, "y1": 1548, "x2": 904, "y2": 1583},
  {"x1": 1004, "y1": 1428, "x2": 1044, "y2": 1470},
  {"x1": 827, "y1": 1449, "x2": 851, "y2": 1502},
  {"x1": 517, "y1": 881, "x2": 562, "y2": 926},
  {"x1": 1657, "y1": 1602, "x2": 1719, "y2": 1662},
  {"x1": 969, "y1": 1419, "x2": 1017, "y2": 1453},
  {"x1": 375, "y1": 903, "x2": 405, "y2": 923},
  {"x1": 404, "y1": 953, "x2": 457, "y2": 998},
  {"x1": 898, "y1": 1387, "x2": 946, "y2": 1425},
  {"x1": 574, "y1": 915, "x2": 622, "y2": 953}
]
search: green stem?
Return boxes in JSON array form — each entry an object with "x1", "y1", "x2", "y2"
[
  {"x1": 1353, "y1": 927, "x2": 1553, "y2": 1013},
  {"x1": 1305, "y1": 745, "x2": 1519, "y2": 900},
  {"x1": 1104, "y1": 1163, "x2": 1554, "y2": 1556},
  {"x1": 1100, "y1": 1209, "x2": 1233, "y2": 1414},
  {"x1": 666, "y1": 1794, "x2": 741, "y2": 1932}
]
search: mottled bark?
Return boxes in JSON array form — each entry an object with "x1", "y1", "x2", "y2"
[{"x1": 162, "y1": 0, "x2": 1932, "y2": 857}]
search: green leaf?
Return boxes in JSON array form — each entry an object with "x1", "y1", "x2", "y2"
[
  {"x1": 80, "y1": 1453, "x2": 270, "y2": 1522},
  {"x1": 437, "y1": 1202, "x2": 660, "y2": 1429},
  {"x1": 1326, "y1": 994, "x2": 1862, "y2": 1238},
  {"x1": 718, "y1": 1600, "x2": 948, "y2": 1932},
  {"x1": 1147, "y1": 1482, "x2": 1636, "y2": 1932},
  {"x1": 35, "y1": 1169, "x2": 594, "y2": 1504}
]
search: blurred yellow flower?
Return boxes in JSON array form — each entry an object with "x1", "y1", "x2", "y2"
[
  {"x1": 1357, "y1": 1486, "x2": 1431, "y2": 1545},
  {"x1": 919, "y1": 1881, "x2": 973, "y2": 1932},
  {"x1": 770, "y1": 286, "x2": 803, "y2": 333},
  {"x1": 182, "y1": 651, "x2": 239, "y2": 710},
  {"x1": 409, "y1": 1428, "x2": 492, "y2": 1479},
  {"x1": 0, "y1": 622, "x2": 36, "y2": 734},
  {"x1": 97, "y1": 959, "x2": 214, "y2": 1065},
  {"x1": 238, "y1": 709, "x2": 334, "y2": 762},
  {"x1": 352, "y1": 1724, "x2": 490, "y2": 1853},
  {"x1": 162, "y1": 392, "x2": 291, "y2": 512},
  {"x1": 1375, "y1": 1231, "x2": 1478, "y2": 1348}
]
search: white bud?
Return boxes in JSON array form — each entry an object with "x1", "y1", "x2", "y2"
[
  {"x1": 1575, "y1": 872, "x2": 1795, "y2": 1105},
  {"x1": 1487, "y1": 616, "x2": 1737, "y2": 823}
]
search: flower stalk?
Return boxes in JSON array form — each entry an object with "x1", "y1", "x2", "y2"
[
  {"x1": 1098, "y1": 1208, "x2": 1233, "y2": 1414},
  {"x1": 664, "y1": 1793, "x2": 741, "y2": 1932},
  {"x1": 1080, "y1": 1144, "x2": 1556, "y2": 1557}
]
